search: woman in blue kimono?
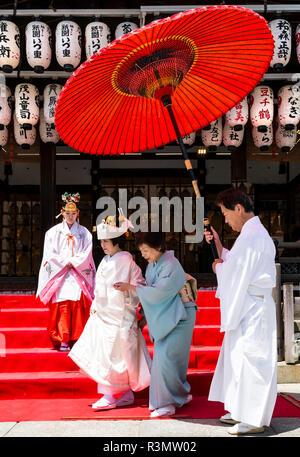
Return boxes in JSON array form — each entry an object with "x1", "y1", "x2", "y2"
[{"x1": 114, "y1": 232, "x2": 197, "y2": 418}]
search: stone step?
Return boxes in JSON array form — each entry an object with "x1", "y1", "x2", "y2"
[{"x1": 277, "y1": 361, "x2": 300, "y2": 383}]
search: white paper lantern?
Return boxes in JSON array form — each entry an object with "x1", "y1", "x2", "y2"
[
  {"x1": 278, "y1": 85, "x2": 300, "y2": 130},
  {"x1": 25, "y1": 20, "x2": 52, "y2": 73},
  {"x1": 269, "y1": 19, "x2": 291, "y2": 69},
  {"x1": 39, "y1": 110, "x2": 60, "y2": 144},
  {"x1": 252, "y1": 124, "x2": 273, "y2": 151},
  {"x1": 250, "y1": 85, "x2": 274, "y2": 132},
  {"x1": 223, "y1": 120, "x2": 244, "y2": 150},
  {"x1": 275, "y1": 117, "x2": 297, "y2": 153},
  {"x1": 225, "y1": 97, "x2": 248, "y2": 131},
  {"x1": 0, "y1": 125, "x2": 8, "y2": 147},
  {"x1": 43, "y1": 83, "x2": 63, "y2": 126},
  {"x1": 0, "y1": 20, "x2": 20, "y2": 73},
  {"x1": 0, "y1": 84, "x2": 12, "y2": 129},
  {"x1": 177, "y1": 131, "x2": 196, "y2": 146},
  {"x1": 15, "y1": 83, "x2": 39, "y2": 130},
  {"x1": 115, "y1": 22, "x2": 138, "y2": 39},
  {"x1": 14, "y1": 111, "x2": 36, "y2": 149},
  {"x1": 201, "y1": 118, "x2": 222, "y2": 150},
  {"x1": 296, "y1": 24, "x2": 300, "y2": 64},
  {"x1": 56, "y1": 20, "x2": 82, "y2": 72},
  {"x1": 85, "y1": 21, "x2": 111, "y2": 59}
]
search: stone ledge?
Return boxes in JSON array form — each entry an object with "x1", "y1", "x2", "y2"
[{"x1": 278, "y1": 361, "x2": 300, "y2": 383}]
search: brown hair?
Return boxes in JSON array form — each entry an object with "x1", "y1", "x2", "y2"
[
  {"x1": 111, "y1": 234, "x2": 127, "y2": 249},
  {"x1": 216, "y1": 188, "x2": 254, "y2": 213},
  {"x1": 135, "y1": 232, "x2": 166, "y2": 252}
]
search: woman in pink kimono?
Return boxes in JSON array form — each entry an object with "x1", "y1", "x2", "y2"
[
  {"x1": 36, "y1": 193, "x2": 96, "y2": 351},
  {"x1": 69, "y1": 211, "x2": 151, "y2": 410}
]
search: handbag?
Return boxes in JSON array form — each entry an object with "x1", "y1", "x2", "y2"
[{"x1": 179, "y1": 274, "x2": 198, "y2": 303}]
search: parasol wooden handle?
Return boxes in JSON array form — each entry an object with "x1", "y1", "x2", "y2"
[
  {"x1": 204, "y1": 218, "x2": 219, "y2": 260},
  {"x1": 162, "y1": 94, "x2": 219, "y2": 259}
]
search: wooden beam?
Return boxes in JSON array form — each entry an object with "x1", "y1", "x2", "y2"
[{"x1": 40, "y1": 143, "x2": 56, "y2": 249}]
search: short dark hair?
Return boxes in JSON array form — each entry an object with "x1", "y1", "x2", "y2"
[
  {"x1": 135, "y1": 231, "x2": 166, "y2": 252},
  {"x1": 111, "y1": 234, "x2": 127, "y2": 249},
  {"x1": 216, "y1": 188, "x2": 254, "y2": 213}
]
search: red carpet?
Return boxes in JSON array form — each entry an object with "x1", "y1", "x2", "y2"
[
  {"x1": 1, "y1": 292, "x2": 298, "y2": 423},
  {"x1": 0, "y1": 291, "x2": 222, "y2": 401},
  {"x1": 0, "y1": 395, "x2": 298, "y2": 422}
]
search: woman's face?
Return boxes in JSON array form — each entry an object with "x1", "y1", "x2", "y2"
[
  {"x1": 62, "y1": 210, "x2": 78, "y2": 226},
  {"x1": 100, "y1": 239, "x2": 120, "y2": 256},
  {"x1": 138, "y1": 243, "x2": 162, "y2": 263}
]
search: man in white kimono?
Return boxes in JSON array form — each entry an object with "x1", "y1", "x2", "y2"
[
  {"x1": 36, "y1": 193, "x2": 96, "y2": 351},
  {"x1": 204, "y1": 188, "x2": 277, "y2": 435}
]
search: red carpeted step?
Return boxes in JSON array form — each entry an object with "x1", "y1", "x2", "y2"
[
  {"x1": 1, "y1": 348, "x2": 78, "y2": 372},
  {"x1": 142, "y1": 325, "x2": 223, "y2": 347},
  {"x1": 196, "y1": 291, "x2": 219, "y2": 307},
  {"x1": 0, "y1": 308, "x2": 49, "y2": 327},
  {"x1": 146, "y1": 345, "x2": 220, "y2": 370},
  {"x1": 193, "y1": 346, "x2": 220, "y2": 370},
  {"x1": 0, "y1": 295, "x2": 41, "y2": 309},
  {"x1": 192, "y1": 325, "x2": 223, "y2": 346},
  {"x1": 1, "y1": 345, "x2": 219, "y2": 373},
  {"x1": 196, "y1": 307, "x2": 220, "y2": 325},
  {"x1": 0, "y1": 292, "x2": 223, "y2": 404},
  {"x1": 0, "y1": 327, "x2": 51, "y2": 348},
  {"x1": 0, "y1": 369, "x2": 214, "y2": 399}
]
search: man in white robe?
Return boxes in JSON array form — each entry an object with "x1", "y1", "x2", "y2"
[
  {"x1": 36, "y1": 193, "x2": 96, "y2": 351},
  {"x1": 205, "y1": 188, "x2": 277, "y2": 435}
]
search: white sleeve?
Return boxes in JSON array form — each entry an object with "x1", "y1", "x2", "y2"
[{"x1": 216, "y1": 239, "x2": 260, "y2": 332}]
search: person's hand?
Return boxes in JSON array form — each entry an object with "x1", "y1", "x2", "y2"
[
  {"x1": 212, "y1": 258, "x2": 223, "y2": 274},
  {"x1": 114, "y1": 282, "x2": 130, "y2": 292},
  {"x1": 204, "y1": 228, "x2": 213, "y2": 244},
  {"x1": 138, "y1": 316, "x2": 147, "y2": 331},
  {"x1": 204, "y1": 226, "x2": 223, "y2": 258},
  {"x1": 204, "y1": 226, "x2": 220, "y2": 244}
]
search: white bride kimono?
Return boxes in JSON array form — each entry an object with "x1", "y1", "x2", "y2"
[
  {"x1": 69, "y1": 250, "x2": 151, "y2": 395},
  {"x1": 208, "y1": 216, "x2": 277, "y2": 427}
]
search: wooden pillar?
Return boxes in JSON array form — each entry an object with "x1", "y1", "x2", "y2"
[
  {"x1": 283, "y1": 282, "x2": 295, "y2": 364},
  {"x1": 91, "y1": 157, "x2": 101, "y2": 265},
  {"x1": 272, "y1": 263, "x2": 283, "y2": 361},
  {"x1": 231, "y1": 146, "x2": 247, "y2": 183},
  {"x1": 91, "y1": 157, "x2": 101, "y2": 229},
  {"x1": 40, "y1": 143, "x2": 56, "y2": 249}
]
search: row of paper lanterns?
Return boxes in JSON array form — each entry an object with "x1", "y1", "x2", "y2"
[
  {"x1": 180, "y1": 118, "x2": 297, "y2": 154},
  {"x1": 0, "y1": 82, "x2": 61, "y2": 147},
  {"x1": 0, "y1": 82, "x2": 299, "y2": 151},
  {"x1": 0, "y1": 111, "x2": 59, "y2": 148},
  {"x1": 0, "y1": 18, "x2": 300, "y2": 73},
  {"x1": 182, "y1": 83, "x2": 300, "y2": 153},
  {"x1": 0, "y1": 18, "x2": 138, "y2": 73}
]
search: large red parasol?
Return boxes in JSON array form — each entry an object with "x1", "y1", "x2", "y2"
[
  {"x1": 55, "y1": 5, "x2": 273, "y2": 155},
  {"x1": 55, "y1": 5, "x2": 274, "y2": 257}
]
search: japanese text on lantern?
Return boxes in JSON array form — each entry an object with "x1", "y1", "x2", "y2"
[
  {"x1": 276, "y1": 20, "x2": 291, "y2": 61},
  {"x1": 19, "y1": 85, "x2": 30, "y2": 120},
  {"x1": 259, "y1": 88, "x2": 271, "y2": 121}
]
